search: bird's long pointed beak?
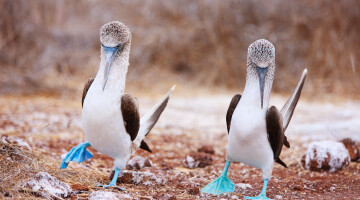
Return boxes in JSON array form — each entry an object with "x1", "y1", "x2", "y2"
[
  {"x1": 102, "y1": 44, "x2": 121, "y2": 90},
  {"x1": 256, "y1": 66, "x2": 268, "y2": 109}
]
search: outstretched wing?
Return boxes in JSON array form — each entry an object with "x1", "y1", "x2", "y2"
[
  {"x1": 138, "y1": 85, "x2": 175, "y2": 138},
  {"x1": 266, "y1": 106, "x2": 287, "y2": 168},
  {"x1": 121, "y1": 93, "x2": 140, "y2": 141},
  {"x1": 134, "y1": 85, "x2": 175, "y2": 152},
  {"x1": 81, "y1": 78, "x2": 94, "y2": 107},
  {"x1": 226, "y1": 94, "x2": 242, "y2": 134},
  {"x1": 280, "y1": 69, "x2": 307, "y2": 131}
]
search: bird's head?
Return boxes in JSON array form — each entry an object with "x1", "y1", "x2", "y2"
[
  {"x1": 100, "y1": 21, "x2": 132, "y2": 90},
  {"x1": 247, "y1": 39, "x2": 275, "y2": 109}
]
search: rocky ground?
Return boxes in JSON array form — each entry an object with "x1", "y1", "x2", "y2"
[{"x1": 0, "y1": 93, "x2": 360, "y2": 199}]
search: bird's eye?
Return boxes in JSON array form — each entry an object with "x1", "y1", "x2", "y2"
[{"x1": 116, "y1": 43, "x2": 122, "y2": 48}]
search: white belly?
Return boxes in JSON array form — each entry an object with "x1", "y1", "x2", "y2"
[
  {"x1": 82, "y1": 81, "x2": 131, "y2": 160},
  {"x1": 226, "y1": 103, "x2": 273, "y2": 172}
]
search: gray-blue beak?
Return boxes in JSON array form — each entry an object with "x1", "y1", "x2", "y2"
[
  {"x1": 256, "y1": 66, "x2": 268, "y2": 109},
  {"x1": 102, "y1": 44, "x2": 121, "y2": 90}
]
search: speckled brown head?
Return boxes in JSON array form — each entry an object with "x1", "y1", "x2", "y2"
[
  {"x1": 247, "y1": 39, "x2": 275, "y2": 68},
  {"x1": 247, "y1": 39, "x2": 275, "y2": 108},
  {"x1": 100, "y1": 21, "x2": 132, "y2": 90},
  {"x1": 100, "y1": 21, "x2": 131, "y2": 47}
]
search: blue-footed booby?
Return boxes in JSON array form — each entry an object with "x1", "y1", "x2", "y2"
[
  {"x1": 201, "y1": 39, "x2": 307, "y2": 199},
  {"x1": 60, "y1": 21, "x2": 175, "y2": 189}
]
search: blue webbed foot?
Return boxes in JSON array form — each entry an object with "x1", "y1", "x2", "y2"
[
  {"x1": 60, "y1": 142, "x2": 93, "y2": 169},
  {"x1": 201, "y1": 161, "x2": 234, "y2": 195},
  {"x1": 245, "y1": 179, "x2": 272, "y2": 200},
  {"x1": 97, "y1": 168, "x2": 124, "y2": 191},
  {"x1": 201, "y1": 174, "x2": 234, "y2": 194}
]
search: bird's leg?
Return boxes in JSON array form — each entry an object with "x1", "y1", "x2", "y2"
[
  {"x1": 60, "y1": 142, "x2": 93, "y2": 169},
  {"x1": 200, "y1": 161, "x2": 234, "y2": 195},
  {"x1": 259, "y1": 179, "x2": 269, "y2": 196},
  {"x1": 244, "y1": 179, "x2": 272, "y2": 200},
  {"x1": 109, "y1": 168, "x2": 121, "y2": 186},
  {"x1": 97, "y1": 168, "x2": 124, "y2": 190}
]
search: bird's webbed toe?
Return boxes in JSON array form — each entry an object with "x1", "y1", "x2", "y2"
[{"x1": 60, "y1": 142, "x2": 93, "y2": 169}]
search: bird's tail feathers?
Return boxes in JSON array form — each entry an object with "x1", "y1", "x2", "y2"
[
  {"x1": 139, "y1": 140, "x2": 152, "y2": 153},
  {"x1": 275, "y1": 158, "x2": 288, "y2": 168},
  {"x1": 134, "y1": 85, "x2": 175, "y2": 148}
]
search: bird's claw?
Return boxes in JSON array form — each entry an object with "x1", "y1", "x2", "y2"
[{"x1": 97, "y1": 184, "x2": 124, "y2": 191}]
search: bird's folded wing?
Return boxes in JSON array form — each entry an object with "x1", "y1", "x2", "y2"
[
  {"x1": 226, "y1": 94, "x2": 242, "y2": 134},
  {"x1": 82, "y1": 78, "x2": 94, "y2": 107},
  {"x1": 121, "y1": 93, "x2": 140, "y2": 141},
  {"x1": 280, "y1": 69, "x2": 307, "y2": 131},
  {"x1": 266, "y1": 106, "x2": 287, "y2": 168}
]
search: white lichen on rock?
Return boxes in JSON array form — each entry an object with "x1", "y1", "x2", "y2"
[
  {"x1": 22, "y1": 172, "x2": 72, "y2": 198},
  {"x1": 126, "y1": 155, "x2": 153, "y2": 170},
  {"x1": 183, "y1": 155, "x2": 198, "y2": 168},
  {"x1": 89, "y1": 191, "x2": 131, "y2": 200},
  {"x1": 118, "y1": 170, "x2": 167, "y2": 185},
  {"x1": 235, "y1": 183, "x2": 253, "y2": 191},
  {"x1": 303, "y1": 141, "x2": 350, "y2": 172},
  {"x1": 182, "y1": 152, "x2": 212, "y2": 169}
]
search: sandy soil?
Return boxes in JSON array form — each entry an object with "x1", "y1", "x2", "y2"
[{"x1": 0, "y1": 93, "x2": 359, "y2": 199}]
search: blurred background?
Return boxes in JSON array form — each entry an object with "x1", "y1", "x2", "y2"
[{"x1": 0, "y1": 0, "x2": 359, "y2": 99}]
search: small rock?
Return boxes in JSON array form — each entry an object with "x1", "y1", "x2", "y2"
[
  {"x1": 197, "y1": 145, "x2": 215, "y2": 154},
  {"x1": 89, "y1": 191, "x2": 119, "y2": 200},
  {"x1": 1, "y1": 136, "x2": 31, "y2": 150},
  {"x1": 22, "y1": 172, "x2": 72, "y2": 198},
  {"x1": 301, "y1": 141, "x2": 350, "y2": 172},
  {"x1": 89, "y1": 191, "x2": 131, "y2": 200},
  {"x1": 176, "y1": 180, "x2": 200, "y2": 195},
  {"x1": 0, "y1": 186, "x2": 11, "y2": 197},
  {"x1": 292, "y1": 185, "x2": 304, "y2": 191},
  {"x1": 235, "y1": 183, "x2": 252, "y2": 191},
  {"x1": 153, "y1": 192, "x2": 176, "y2": 200},
  {"x1": 109, "y1": 170, "x2": 166, "y2": 185},
  {"x1": 183, "y1": 152, "x2": 212, "y2": 169},
  {"x1": 188, "y1": 187, "x2": 200, "y2": 195},
  {"x1": 340, "y1": 138, "x2": 359, "y2": 161},
  {"x1": 126, "y1": 156, "x2": 153, "y2": 170}
]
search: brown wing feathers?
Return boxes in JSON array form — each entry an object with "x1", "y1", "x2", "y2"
[
  {"x1": 121, "y1": 94, "x2": 140, "y2": 141},
  {"x1": 121, "y1": 94, "x2": 152, "y2": 153},
  {"x1": 266, "y1": 106, "x2": 288, "y2": 168},
  {"x1": 82, "y1": 78, "x2": 94, "y2": 107},
  {"x1": 226, "y1": 94, "x2": 242, "y2": 134}
]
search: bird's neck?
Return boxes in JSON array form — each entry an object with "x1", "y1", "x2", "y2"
[
  {"x1": 96, "y1": 53, "x2": 129, "y2": 94},
  {"x1": 242, "y1": 69, "x2": 273, "y2": 110}
]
